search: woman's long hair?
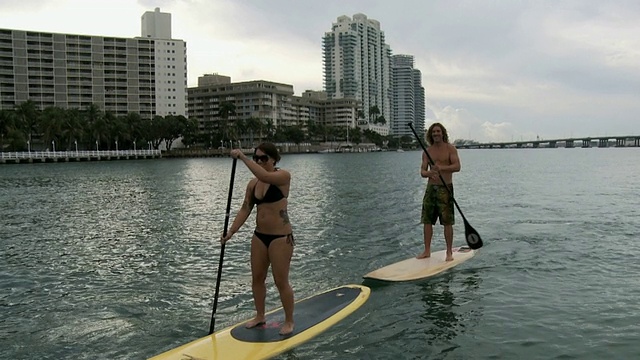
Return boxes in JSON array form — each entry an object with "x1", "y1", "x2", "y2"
[{"x1": 255, "y1": 142, "x2": 281, "y2": 164}]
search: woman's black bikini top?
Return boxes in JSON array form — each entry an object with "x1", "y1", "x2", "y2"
[{"x1": 252, "y1": 182, "x2": 285, "y2": 205}]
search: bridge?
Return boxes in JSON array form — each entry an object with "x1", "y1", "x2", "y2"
[
  {"x1": 456, "y1": 135, "x2": 640, "y2": 149},
  {"x1": 0, "y1": 149, "x2": 162, "y2": 164}
]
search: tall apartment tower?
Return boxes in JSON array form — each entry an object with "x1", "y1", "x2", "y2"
[
  {"x1": 0, "y1": 8, "x2": 186, "y2": 119},
  {"x1": 323, "y1": 14, "x2": 391, "y2": 136},
  {"x1": 391, "y1": 54, "x2": 425, "y2": 137},
  {"x1": 140, "y1": 8, "x2": 187, "y2": 117}
]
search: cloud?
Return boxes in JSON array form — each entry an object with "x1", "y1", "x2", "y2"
[
  {"x1": 1, "y1": 0, "x2": 640, "y2": 139},
  {"x1": 426, "y1": 102, "x2": 540, "y2": 143},
  {"x1": 0, "y1": 0, "x2": 48, "y2": 10},
  {"x1": 481, "y1": 122, "x2": 516, "y2": 142}
]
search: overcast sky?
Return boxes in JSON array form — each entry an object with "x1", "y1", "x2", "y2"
[{"x1": 1, "y1": 0, "x2": 639, "y2": 141}]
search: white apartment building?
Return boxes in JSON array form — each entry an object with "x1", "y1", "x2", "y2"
[
  {"x1": 0, "y1": 8, "x2": 186, "y2": 119},
  {"x1": 141, "y1": 8, "x2": 187, "y2": 117},
  {"x1": 323, "y1": 13, "x2": 391, "y2": 136},
  {"x1": 391, "y1": 54, "x2": 425, "y2": 137}
]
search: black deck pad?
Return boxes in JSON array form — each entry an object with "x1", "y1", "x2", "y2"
[{"x1": 230, "y1": 286, "x2": 361, "y2": 343}]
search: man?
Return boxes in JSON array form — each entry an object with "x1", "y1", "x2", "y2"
[{"x1": 417, "y1": 123, "x2": 460, "y2": 261}]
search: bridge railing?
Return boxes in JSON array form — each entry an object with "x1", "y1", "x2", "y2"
[{"x1": 0, "y1": 149, "x2": 161, "y2": 160}]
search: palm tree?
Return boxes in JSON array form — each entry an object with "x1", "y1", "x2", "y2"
[
  {"x1": 245, "y1": 117, "x2": 263, "y2": 146},
  {"x1": 226, "y1": 126, "x2": 239, "y2": 148},
  {"x1": 217, "y1": 101, "x2": 236, "y2": 146},
  {"x1": 181, "y1": 117, "x2": 200, "y2": 148},
  {"x1": 350, "y1": 126, "x2": 363, "y2": 146},
  {"x1": 90, "y1": 113, "x2": 109, "y2": 150},
  {"x1": 61, "y1": 109, "x2": 84, "y2": 150},
  {"x1": 123, "y1": 112, "x2": 144, "y2": 149},
  {"x1": 15, "y1": 100, "x2": 40, "y2": 148},
  {"x1": 263, "y1": 119, "x2": 275, "y2": 141},
  {"x1": 357, "y1": 110, "x2": 366, "y2": 125},
  {"x1": 368, "y1": 106, "x2": 380, "y2": 125},
  {"x1": 0, "y1": 109, "x2": 17, "y2": 151},
  {"x1": 234, "y1": 118, "x2": 247, "y2": 147},
  {"x1": 102, "y1": 112, "x2": 118, "y2": 149},
  {"x1": 83, "y1": 104, "x2": 105, "y2": 149},
  {"x1": 107, "y1": 113, "x2": 127, "y2": 150},
  {"x1": 287, "y1": 125, "x2": 305, "y2": 152},
  {"x1": 39, "y1": 106, "x2": 65, "y2": 150}
]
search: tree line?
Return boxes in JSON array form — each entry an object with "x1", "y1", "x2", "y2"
[
  {"x1": 0, "y1": 100, "x2": 198, "y2": 152},
  {"x1": 0, "y1": 100, "x2": 411, "y2": 152}
]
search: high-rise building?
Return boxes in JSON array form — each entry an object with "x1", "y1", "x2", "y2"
[
  {"x1": 0, "y1": 8, "x2": 186, "y2": 119},
  {"x1": 391, "y1": 54, "x2": 425, "y2": 137},
  {"x1": 141, "y1": 8, "x2": 187, "y2": 118},
  {"x1": 323, "y1": 14, "x2": 391, "y2": 136}
]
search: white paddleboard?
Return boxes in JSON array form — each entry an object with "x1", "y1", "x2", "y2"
[{"x1": 363, "y1": 246, "x2": 476, "y2": 282}]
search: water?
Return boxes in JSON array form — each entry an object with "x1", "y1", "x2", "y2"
[{"x1": 1, "y1": 148, "x2": 639, "y2": 359}]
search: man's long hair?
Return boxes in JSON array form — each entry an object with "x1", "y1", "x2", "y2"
[{"x1": 426, "y1": 123, "x2": 449, "y2": 145}]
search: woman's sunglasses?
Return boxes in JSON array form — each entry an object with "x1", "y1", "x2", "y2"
[{"x1": 253, "y1": 154, "x2": 269, "y2": 163}]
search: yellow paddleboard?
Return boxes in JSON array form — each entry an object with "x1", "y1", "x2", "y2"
[
  {"x1": 149, "y1": 284, "x2": 370, "y2": 360},
  {"x1": 363, "y1": 246, "x2": 476, "y2": 282}
]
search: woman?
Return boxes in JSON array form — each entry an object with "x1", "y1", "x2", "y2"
[{"x1": 221, "y1": 143, "x2": 295, "y2": 336}]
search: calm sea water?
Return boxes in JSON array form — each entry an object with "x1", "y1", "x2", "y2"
[{"x1": 1, "y1": 148, "x2": 639, "y2": 359}]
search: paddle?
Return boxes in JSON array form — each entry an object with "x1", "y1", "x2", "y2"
[
  {"x1": 209, "y1": 158, "x2": 238, "y2": 334},
  {"x1": 407, "y1": 122, "x2": 483, "y2": 250}
]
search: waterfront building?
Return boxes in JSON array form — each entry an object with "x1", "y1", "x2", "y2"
[
  {"x1": 187, "y1": 74, "x2": 297, "y2": 146},
  {"x1": 0, "y1": 7, "x2": 186, "y2": 119},
  {"x1": 323, "y1": 14, "x2": 391, "y2": 136},
  {"x1": 187, "y1": 75, "x2": 362, "y2": 146},
  {"x1": 294, "y1": 91, "x2": 361, "y2": 130},
  {"x1": 391, "y1": 54, "x2": 425, "y2": 137}
]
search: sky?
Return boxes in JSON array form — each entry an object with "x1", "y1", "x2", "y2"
[{"x1": 1, "y1": 0, "x2": 639, "y2": 142}]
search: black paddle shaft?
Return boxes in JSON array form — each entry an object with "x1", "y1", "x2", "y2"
[
  {"x1": 407, "y1": 122, "x2": 483, "y2": 250},
  {"x1": 209, "y1": 158, "x2": 238, "y2": 334}
]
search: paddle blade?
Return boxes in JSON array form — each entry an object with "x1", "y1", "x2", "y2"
[{"x1": 463, "y1": 218, "x2": 483, "y2": 249}]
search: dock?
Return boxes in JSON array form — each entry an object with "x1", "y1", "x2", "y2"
[{"x1": 0, "y1": 149, "x2": 162, "y2": 164}]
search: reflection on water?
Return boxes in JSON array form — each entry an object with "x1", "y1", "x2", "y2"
[
  {"x1": 418, "y1": 271, "x2": 483, "y2": 354},
  {"x1": 279, "y1": 349, "x2": 300, "y2": 360},
  {"x1": 420, "y1": 280, "x2": 458, "y2": 344},
  {"x1": 2, "y1": 150, "x2": 640, "y2": 359}
]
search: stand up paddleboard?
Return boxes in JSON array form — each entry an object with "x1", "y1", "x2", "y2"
[
  {"x1": 150, "y1": 284, "x2": 370, "y2": 360},
  {"x1": 363, "y1": 246, "x2": 476, "y2": 282}
]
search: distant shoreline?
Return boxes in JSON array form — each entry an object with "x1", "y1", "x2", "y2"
[{"x1": 0, "y1": 147, "x2": 410, "y2": 165}]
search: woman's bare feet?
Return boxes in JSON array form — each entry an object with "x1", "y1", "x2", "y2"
[
  {"x1": 416, "y1": 251, "x2": 431, "y2": 259},
  {"x1": 279, "y1": 321, "x2": 294, "y2": 336},
  {"x1": 445, "y1": 253, "x2": 454, "y2": 262},
  {"x1": 245, "y1": 317, "x2": 266, "y2": 329}
]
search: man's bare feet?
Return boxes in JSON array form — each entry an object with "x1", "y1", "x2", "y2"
[
  {"x1": 445, "y1": 253, "x2": 454, "y2": 262},
  {"x1": 279, "y1": 321, "x2": 294, "y2": 336},
  {"x1": 245, "y1": 318, "x2": 266, "y2": 329},
  {"x1": 416, "y1": 251, "x2": 431, "y2": 259}
]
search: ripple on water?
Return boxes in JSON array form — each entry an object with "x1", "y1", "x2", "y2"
[{"x1": 2, "y1": 152, "x2": 640, "y2": 359}]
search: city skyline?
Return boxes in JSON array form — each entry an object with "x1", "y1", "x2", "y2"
[{"x1": 1, "y1": 0, "x2": 639, "y2": 142}]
